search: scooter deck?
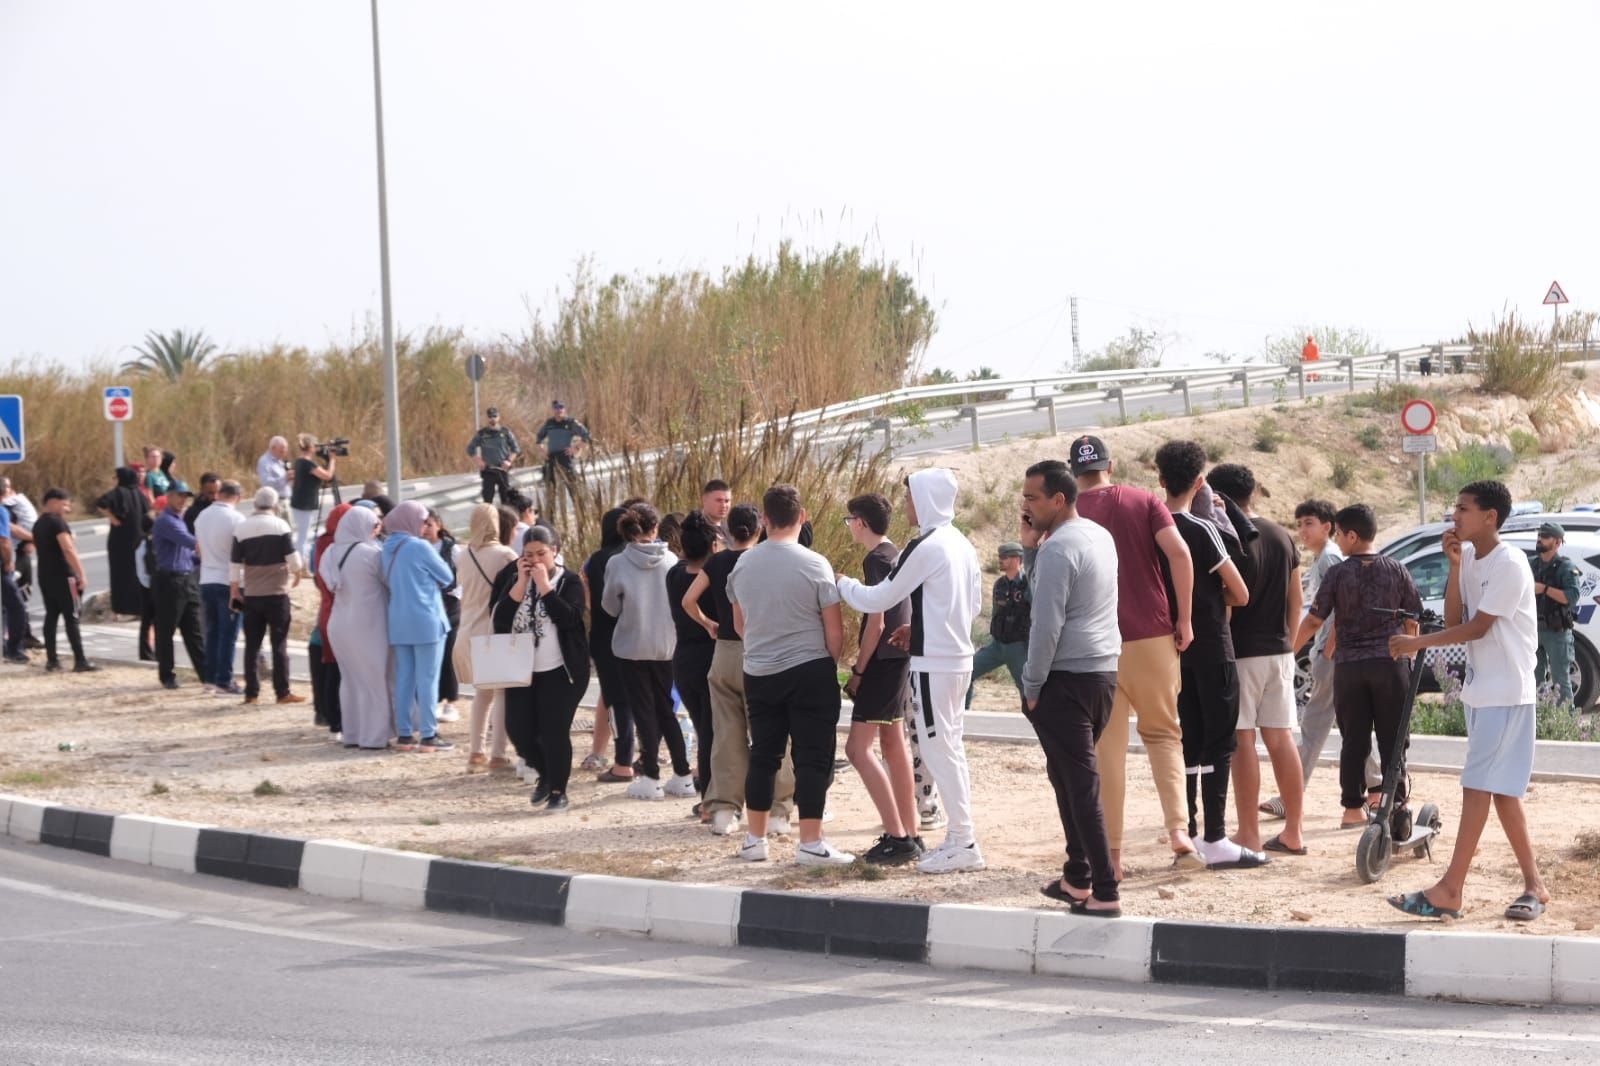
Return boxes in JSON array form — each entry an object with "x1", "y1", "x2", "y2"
[{"x1": 1398, "y1": 826, "x2": 1436, "y2": 849}]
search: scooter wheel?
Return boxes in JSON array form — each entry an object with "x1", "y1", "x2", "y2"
[
  {"x1": 1414, "y1": 803, "x2": 1442, "y2": 858},
  {"x1": 1391, "y1": 806, "x2": 1413, "y2": 844},
  {"x1": 1356, "y1": 822, "x2": 1393, "y2": 884}
]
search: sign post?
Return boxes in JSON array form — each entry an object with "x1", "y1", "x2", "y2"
[
  {"x1": 0, "y1": 395, "x2": 24, "y2": 464},
  {"x1": 465, "y1": 354, "x2": 487, "y2": 433},
  {"x1": 1400, "y1": 398, "x2": 1437, "y2": 524},
  {"x1": 104, "y1": 385, "x2": 133, "y2": 467},
  {"x1": 1544, "y1": 280, "x2": 1569, "y2": 362}
]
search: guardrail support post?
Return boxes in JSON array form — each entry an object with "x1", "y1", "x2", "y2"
[
  {"x1": 1340, "y1": 357, "x2": 1355, "y2": 394},
  {"x1": 1174, "y1": 379, "x2": 1192, "y2": 416},
  {"x1": 1105, "y1": 388, "x2": 1127, "y2": 423},
  {"x1": 1035, "y1": 396, "x2": 1058, "y2": 436},
  {"x1": 958, "y1": 405, "x2": 980, "y2": 452},
  {"x1": 1391, "y1": 351, "x2": 1402, "y2": 384},
  {"x1": 869, "y1": 417, "x2": 892, "y2": 453},
  {"x1": 1233, "y1": 370, "x2": 1251, "y2": 408},
  {"x1": 1296, "y1": 363, "x2": 1306, "y2": 400}
]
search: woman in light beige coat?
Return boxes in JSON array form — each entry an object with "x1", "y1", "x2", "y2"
[{"x1": 454, "y1": 503, "x2": 519, "y2": 770}]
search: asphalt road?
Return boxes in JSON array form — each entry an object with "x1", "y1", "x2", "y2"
[{"x1": 3, "y1": 841, "x2": 1594, "y2": 1066}]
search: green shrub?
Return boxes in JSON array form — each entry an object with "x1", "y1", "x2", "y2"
[
  {"x1": 1467, "y1": 308, "x2": 1563, "y2": 400},
  {"x1": 1252, "y1": 416, "x2": 1284, "y2": 453},
  {"x1": 1330, "y1": 455, "x2": 1355, "y2": 490},
  {"x1": 1509, "y1": 428, "x2": 1542, "y2": 459},
  {"x1": 1357, "y1": 425, "x2": 1384, "y2": 450},
  {"x1": 1202, "y1": 439, "x2": 1227, "y2": 463},
  {"x1": 1426, "y1": 442, "x2": 1512, "y2": 497}
]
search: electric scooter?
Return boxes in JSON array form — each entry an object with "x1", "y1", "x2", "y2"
[{"x1": 1355, "y1": 607, "x2": 1445, "y2": 884}]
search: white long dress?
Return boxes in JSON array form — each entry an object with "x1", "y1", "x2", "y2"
[{"x1": 320, "y1": 510, "x2": 394, "y2": 749}]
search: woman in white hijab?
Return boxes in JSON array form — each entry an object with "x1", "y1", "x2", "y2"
[{"x1": 319, "y1": 505, "x2": 393, "y2": 750}]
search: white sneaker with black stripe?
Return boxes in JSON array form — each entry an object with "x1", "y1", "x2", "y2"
[
  {"x1": 917, "y1": 841, "x2": 985, "y2": 874},
  {"x1": 737, "y1": 834, "x2": 769, "y2": 862},
  {"x1": 795, "y1": 839, "x2": 855, "y2": 865}
]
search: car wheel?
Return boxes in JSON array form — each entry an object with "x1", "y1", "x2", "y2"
[
  {"x1": 1294, "y1": 646, "x2": 1312, "y2": 708},
  {"x1": 1572, "y1": 635, "x2": 1599, "y2": 711}
]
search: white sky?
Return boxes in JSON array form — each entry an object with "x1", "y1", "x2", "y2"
[{"x1": 2, "y1": 1, "x2": 1595, "y2": 378}]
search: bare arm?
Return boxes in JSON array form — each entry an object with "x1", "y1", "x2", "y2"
[
  {"x1": 855, "y1": 611, "x2": 885, "y2": 670},
  {"x1": 682, "y1": 570, "x2": 719, "y2": 639},
  {"x1": 1154, "y1": 524, "x2": 1194, "y2": 651},
  {"x1": 1442, "y1": 536, "x2": 1465, "y2": 627},
  {"x1": 1291, "y1": 612, "x2": 1324, "y2": 652},
  {"x1": 59, "y1": 532, "x2": 86, "y2": 587},
  {"x1": 822, "y1": 602, "x2": 844, "y2": 662},
  {"x1": 1286, "y1": 565, "x2": 1303, "y2": 637},
  {"x1": 1218, "y1": 558, "x2": 1248, "y2": 608}
]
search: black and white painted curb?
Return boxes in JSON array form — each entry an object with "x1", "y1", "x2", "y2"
[{"x1": 4, "y1": 793, "x2": 1594, "y2": 1007}]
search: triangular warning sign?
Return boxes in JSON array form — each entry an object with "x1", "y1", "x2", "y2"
[{"x1": 1544, "y1": 280, "x2": 1569, "y2": 305}]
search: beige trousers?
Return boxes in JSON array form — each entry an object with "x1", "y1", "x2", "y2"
[
  {"x1": 706, "y1": 640, "x2": 793, "y2": 817},
  {"x1": 1096, "y1": 634, "x2": 1187, "y2": 848}
]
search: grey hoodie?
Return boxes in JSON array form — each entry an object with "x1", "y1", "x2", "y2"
[{"x1": 601, "y1": 541, "x2": 678, "y2": 661}]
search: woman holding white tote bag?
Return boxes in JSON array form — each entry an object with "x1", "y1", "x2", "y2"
[
  {"x1": 490, "y1": 526, "x2": 589, "y2": 813},
  {"x1": 454, "y1": 504, "x2": 518, "y2": 772}
]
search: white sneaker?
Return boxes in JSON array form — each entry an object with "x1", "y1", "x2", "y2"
[
  {"x1": 737, "y1": 834, "x2": 769, "y2": 862},
  {"x1": 663, "y1": 774, "x2": 697, "y2": 798},
  {"x1": 514, "y1": 759, "x2": 530, "y2": 781},
  {"x1": 709, "y1": 809, "x2": 741, "y2": 836},
  {"x1": 795, "y1": 839, "x2": 855, "y2": 865},
  {"x1": 435, "y1": 701, "x2": 461, "y2": 723},
  {"x1": 917, "y1": 841, "x2": 985, "y2": 874},
  {"x1": 767, "y1": 816, "x2": 793, "y2": 837},
  {"x1": 626, "y1": 776, "x2": 665, "y2": 800},
  {"x1": 919, "y1": 807, "x2": 947, "y2": 830}
]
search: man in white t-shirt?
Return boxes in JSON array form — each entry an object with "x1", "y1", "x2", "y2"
[{"x1": 1385, "y1": 480, "x2": 1549, "y2": 923}]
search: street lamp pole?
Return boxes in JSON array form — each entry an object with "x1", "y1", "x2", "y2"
[{"x1": 369, "y1": 0, "x2": 402, "y2": 500}]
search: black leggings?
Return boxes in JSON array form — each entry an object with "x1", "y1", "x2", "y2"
[
  {"x1": 1178, "y1": 660, "x2": 1240, "y2": 843},
  {"x1": 439, "y1": 612, "x2": 460, "y2": 703},
  {"x1": 591, "y1": 631, "x2": 635, "y2": 765},
  {"x1": 673, "y1": 644, "x2": 716, "y2": 795},
  {"x1": 617, "y1": 659, "x2": 689, "y2": 781},
  {"x1": 41, "y1": 579, "x2": 86, "y2": 665},
  {"x1": 744, "y1": 658, "x2": 841, "y2": 820},
  {"x1": 503, "y1": 666, "x2": 588, "y2": 795},
  {"x1": 1334, "y1": 657, "x2": 1411, "y2": 811},
  {"x1": 310, "y1": 656, "x2": 343, "y2": 735}
]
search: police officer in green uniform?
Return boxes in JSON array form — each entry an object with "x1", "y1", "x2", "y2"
[
  {"x1": 1532, "y1": 521, "x2": 1582, "y2": 708},
  {"x1": 535, "y1": 400, "x2": 591, "y2": 512},
  {"x1": 466, "y1": 407, "x2": 521, "y2": 504},
  {"x1": 964, "y1": 542, "x2": 1031, "y2": 708}
]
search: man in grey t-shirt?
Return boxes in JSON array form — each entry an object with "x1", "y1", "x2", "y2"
[
  {"x1": 1019, "y1": 459, "x2": 1123, "y2": 913},
  {"x1": 725, "y1": 484, "x2": 850, "y2": 865}
]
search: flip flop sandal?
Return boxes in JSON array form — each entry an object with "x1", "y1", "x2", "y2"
[
  {"x1": 1504, "y1": 894, "x2": 1546, "y2": 921},
  {"x1": 1263, "y1": 834, "x2": 1308, "y2": 856},
  {"x1": 579, "y1": 753, "x2": 609, "y2": 772},
  {"x1": 1068, "y1": 898, "x2": 1122, "y2": 919},
  {"x1": 1040, "y1": 880, "x2": 1091, "y2": 906},
  {"x1": 1387, "y1": 890, "x2": 1462, "y2": 920},
  {"x1": 595, "y1": 768, "x2": 634, "y2": 783},
  {"x1": 1206, "y1": 849, "x2": 1271, "y2": 870},
  {"x1": 1258, "y1": 797, "x2": 1286, "y2": 819}
]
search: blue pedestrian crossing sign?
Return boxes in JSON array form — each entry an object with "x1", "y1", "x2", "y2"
[{"x1": 0, "y1": 395, "x2": 23, "y2": 462}]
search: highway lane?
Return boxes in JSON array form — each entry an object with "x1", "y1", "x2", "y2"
[{"x1": 3, "y1": 841, "x2": 1592, "y2": 1066}]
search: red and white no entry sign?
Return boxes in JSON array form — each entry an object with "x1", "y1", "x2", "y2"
[{"x1": 1400, "y1": 398, "x2": 1436, "y2": 435}]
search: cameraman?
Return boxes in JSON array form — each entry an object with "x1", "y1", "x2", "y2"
[
  {"x1": 1533, "y1": 522, "x2": 1582, "y2": 709},
  {"x1": 291, "y1": 433, "x2": 337, "y2": 558},
  {"x1": 467, "y1": 406, "x2": 520, "y2": 504}
]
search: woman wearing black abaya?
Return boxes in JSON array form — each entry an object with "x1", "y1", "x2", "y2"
[{"x1": 96, "y1": 467, "x2": 149, "y2": 620}]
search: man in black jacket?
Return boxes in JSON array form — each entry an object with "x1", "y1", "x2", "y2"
[{"x1": 965, "y1": 542, "x2": 1030, "y2": 708}]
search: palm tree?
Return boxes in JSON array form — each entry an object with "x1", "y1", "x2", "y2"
[{"x1": 121, "y1": 329, "x2": 217, "y2": 381}]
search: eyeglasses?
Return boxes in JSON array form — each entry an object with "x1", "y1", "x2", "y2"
[{"x1": 842, "y1": 515, "x2": 858, "y2": 525}]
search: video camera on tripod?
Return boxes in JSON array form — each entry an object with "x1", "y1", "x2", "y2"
[{"x1": 315, "y1": 436, "x2": 351, "y2": 462}]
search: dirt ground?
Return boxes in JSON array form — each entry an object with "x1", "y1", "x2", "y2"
[{"x1": 4, "y1": 665, "x2": 1596, "y2": 935}]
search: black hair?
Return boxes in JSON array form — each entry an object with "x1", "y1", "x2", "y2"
[
  {"x1": 522, "y1": 524, "x2": 561, "y2": 552},
  {"x1": 798, "y1": 519, "x2": 814, "y2": 548},
  {"x1": 506, "y1": 492, "x2": 536, "y2": 517},
  {"x1": 1206, "y1": 463, "x2": 1256, "y2": 504},
  {"x1": 727, "y1": 503, "x2": 760, "y2": 544},
  {"x1": 496, "y1": 504, "x2": 519, "y2": 548},
  {"x1": 617, "y1": 503, "x2": 660, "y2": 541},
  {"x1": 679, "y1": 511, "x2": 717, "y2": 562},
  {"x1": 1294, "y1": 498, "x2": 1336, "y2": 526},
  {"x1": 658, "y1": 511, "x2": 685, "y2": 556},
  {"x1": 1024, "y1": 459, "x2": 1077, "y2": 505},
  {"x1": 1333, "y1": 503, "x2": 1377, "y2": 543},
  {"x1": 599, "y1": 506, "x2": 625, "y2": 550},
  {"x1": 199, "y1": 472, "x2": 221, "y2": 488},
  {"x1": 847, "y1": 493, "x2": 892, "y2": 535},
  {"x1": 1153, "y1": 441, "x2": 1207, "y2": 495},
  {"x1": 702, "y1": 479, "x2": 730, "y2": 495},
  {"x1": 763, "y1": 484, "x2": 803, "y2": 529},
  {"x1": 43, "y1": 487, "x2": 70, "y2": 503},
  {"x1": 1461, "y1": 479, "x2": 1513, "y2": 530}
]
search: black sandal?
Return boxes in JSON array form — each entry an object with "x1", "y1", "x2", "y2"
[
  {"x1": 1069, "y1": 898, "x2": 1122, "y2": 919},
  {"x1": 1040, "y1": 880, "x2": 1090, "y2": 905}
]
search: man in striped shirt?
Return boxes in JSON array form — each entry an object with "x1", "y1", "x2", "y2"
[{"x1": 229, "y1": 487, "x2": 308, "y2": 707}]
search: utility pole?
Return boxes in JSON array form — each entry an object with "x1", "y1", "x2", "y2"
[
  {"x1": 1070, "y1": 295, "x2": 1080, "y2": 370},
  {"x1": 370, "y1": 0, "x2": 402, "y2": 500}
]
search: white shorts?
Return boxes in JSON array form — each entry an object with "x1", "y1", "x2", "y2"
[
  {"x1": 1462, "y1": 704, "x2": 1536, "y2": 798},
  {"x1": 1235, "y1": 653, "x2": 1295, "y2": 730}
]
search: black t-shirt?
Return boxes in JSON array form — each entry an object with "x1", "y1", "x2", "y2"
[
  {"x1": 861, "y1": 541, "x2": 910, "y2": 660},
  {"x1": 1166, "y1": 511, "x2": 1234, "y2": 663},
  {"x1": 183, "y1": 496, "x2": 212, "y2": 533},
  {"x1": 290, "y1": 458, "x2": 322, "y2": 512},
  {"x1": 701, "y1": 548, "x2": 744, "y2": 641},
  {"x1": 666, "y1": 561, "x2": 714, "y2": 649},
  {"x1": 1230, "y1": 516, "x2": 1298, "y2": 658},
  {"x1": 34, "y1": 512, "x2": 70, "y2": 582},
  {"x1": 584, "y1": 549, "x2": 618, "y2": 640}
]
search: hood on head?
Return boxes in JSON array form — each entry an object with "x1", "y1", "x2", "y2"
[
  {"x1": 908, "y1": 468, "x2": 959, "y2": 530},
  {"x1": 623, "y1": 541, "x2": 671, "y2": 569},
  {"x1": 334, "y1": 505, "x2": 379, "y2": 545},
  {"x1": 323, "y1": 503, "x2": 353, "y2": 539}
]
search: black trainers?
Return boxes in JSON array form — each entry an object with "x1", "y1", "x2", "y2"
[
  {"x1": 45, "y1": 659, "x2": 63, "y2": 673},
  {"x1": 861, "y1": 833, "x2": 922, "y2": 866},
  {"x1": 161, "y1": 677, "x2": 179, "y2": 690},
  {"x1": 3, "y1": 652, "x2": 28, "y2": 665},
  {"x1": 74, "y1": 661, "x2": 101, "y2": 673},
  {"x1": 418, "y1": 735, "x2": 454, "y2": 752},
  {"x1": 543, "y1": 793, "x2": 570, "y2": 814},
  {"x1": 911, "y1": 836, "x2": 926, "y2": 853},
  {"x1": 529, "y1": 778, "x2": 551, "y2": 806}
]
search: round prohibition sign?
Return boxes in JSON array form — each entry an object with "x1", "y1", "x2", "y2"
[{"x1": 1400, "y1": 398, "x2": 1436, "y2": 435}]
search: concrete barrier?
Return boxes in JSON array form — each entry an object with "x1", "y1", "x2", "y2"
[
  {"x1": 927, "y1": 904, "x2": 1038, "y2": 974},
  {"x1": 0, "y1": 793, "x2": 19, "y2": 837},
  {"x1": 149, "y1": 819, "x2": 207, "y2": 873},
  {"x1": 566, "y1": 874, "x2": 652, "y2": 936},
  {"x1": 358, "y1": 847, "x2": 433, "y2": 910},
  {"x1": 1406, "y1": 930, "x2": 1554, "y2": 1002},
  {"x1": 1554, "y1": 937, "x2": 1600, "y2": 1005},
  {"x1": 8, "y1": 798, "x2": 50, "y2": 843},
  {"x1": 299, "y1": 840, "x2": 370, "y2": 900},
  {"x1": 1038, "y1": 912, "x2": 1155, "y2": 984},
  {"x1": 647, "y1": 882, "x2": 741, "y2": 947}
]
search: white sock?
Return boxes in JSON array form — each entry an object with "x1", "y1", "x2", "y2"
[
  {"x1": 743, "y1": 833, "x2": 762, "y2": 848},
  {"x1": 1196, "y1": 837, "x2": 1244, "y2": 865},
  {"x1": 799, "y1": 839, "x2": 826, "y2": 854}
]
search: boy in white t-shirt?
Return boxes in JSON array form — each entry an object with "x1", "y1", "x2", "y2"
[{"x1": 1385, "y1": 480, "x2": 1550, "y2": 922}]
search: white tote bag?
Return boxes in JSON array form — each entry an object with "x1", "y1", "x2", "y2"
[{"x1": 469, "y1": 632, "x2": 535, "y2": 690}]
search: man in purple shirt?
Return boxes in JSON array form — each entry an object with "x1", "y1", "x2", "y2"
[{"x1": 151, "y1": 480, "x2": 207, "y2": 690}]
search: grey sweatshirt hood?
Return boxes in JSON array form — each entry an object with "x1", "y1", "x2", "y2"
[
  {"x1": 621, "y1": 541, "x2": 673, "y2": 570},
  {"x1": 909, "y1": 468, "x2": 959, "y2": 530}
]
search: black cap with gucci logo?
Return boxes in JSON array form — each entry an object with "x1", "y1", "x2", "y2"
[{"x1": 1069, "y1": 434, "x2": 1111, "y2": 475}]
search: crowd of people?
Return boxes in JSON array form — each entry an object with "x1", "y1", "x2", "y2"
[{"x1": 0, "y1": 420, "x2": 1554, "y2": 921}]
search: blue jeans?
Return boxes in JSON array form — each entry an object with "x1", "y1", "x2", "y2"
[
  {"x1": 393, "y1": 640, "x2": 445, "y2": 739},
  {"x1": 200, "y1": 583, "x2": 241, "y2": 686}
]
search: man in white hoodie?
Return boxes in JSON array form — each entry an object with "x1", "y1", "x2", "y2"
[{"x1": 837, "y1": 468, "x2": 984, "y2": 873}]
